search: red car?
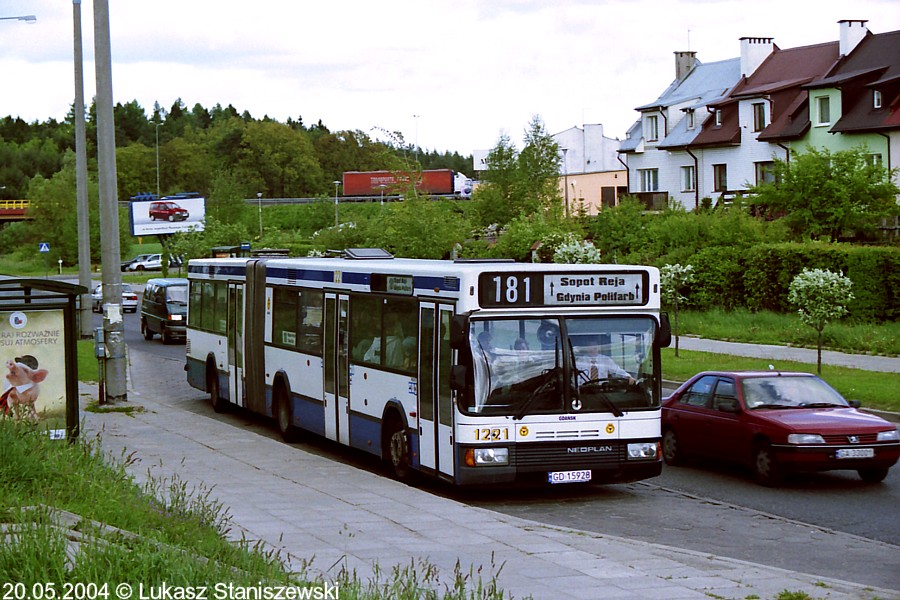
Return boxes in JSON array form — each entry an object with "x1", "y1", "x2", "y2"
[
  {"x1": 148, "y1": 201, "x2": 189, "y2": 222},
  {"x1": 661, "y1": 371, "x2": 899, "y2": 485}
]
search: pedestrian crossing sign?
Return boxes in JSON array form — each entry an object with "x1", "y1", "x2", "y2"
[{"x1": 39, "y1": 242, "x2": 50, "y2": 253}]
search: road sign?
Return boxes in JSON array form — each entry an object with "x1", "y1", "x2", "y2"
[{"x1": 39, "y1": 242, "x2": 50, "y2": 253}]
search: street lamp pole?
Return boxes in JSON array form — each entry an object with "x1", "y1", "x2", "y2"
[
  {"x1": 73, "y1": 0, "x2": 92, "y2": 339},
  {"x1": 333, "y1": 181, "x2": 340, "y2": 227},
  {"x1": 413, "y1": 114, "x2": 419, "y2": 163},
  {"x1": 257, "y1": 192, "x2": 263, "y2": 238},
  {"x1": 154, "y1": 121, "x2": 161, "y2": 198}
]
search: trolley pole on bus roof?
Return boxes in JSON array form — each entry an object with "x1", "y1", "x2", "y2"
[{"x1": 94, "y1": 0, "x2": 127, "y2": 404}]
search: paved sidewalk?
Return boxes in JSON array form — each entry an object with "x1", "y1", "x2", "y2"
[
  {"x1": 676, "y1": 336, "x2": 900, "y2": 373},
  {"x1": 80, "y1": 374, "x2": 900, "y2": 600}
]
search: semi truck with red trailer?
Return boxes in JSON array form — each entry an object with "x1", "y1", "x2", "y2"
[{"x1": 342, "y1": 169, "x2": 456, "y2": 196}]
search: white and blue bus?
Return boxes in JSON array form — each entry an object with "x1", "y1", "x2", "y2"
[{"x1": 185, "y1": 249, "x2": 671, "y2": 486}]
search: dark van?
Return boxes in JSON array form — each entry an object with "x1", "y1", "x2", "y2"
[{"x1": 140, "y1": 278, "x2": 188, "y2": 344}]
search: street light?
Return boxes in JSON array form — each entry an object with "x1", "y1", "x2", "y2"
[
  {"x1": 0, "y1": 15, "x2": 37, "y2": 23},
  {"x1": 413, "y1": 114, "x2": 419, "y2": 163},
  {"x1": 154, "y1": 121, "x2": 161, "y2": 198},
  {"x1": 257, "y1": 192, "x2": 263, "y2": 238},
  {"x1": 378, "y1": 184, "x2": 387, "y2": 206},
  {"x1": 333, "y1": 181, "x2": 340, "y2": 228}
]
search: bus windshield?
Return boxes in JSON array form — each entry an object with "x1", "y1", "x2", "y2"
[{"x1": 465, "y1": 316, "x2": 658, "y2": 417}]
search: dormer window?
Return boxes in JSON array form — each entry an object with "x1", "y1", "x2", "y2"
[
  {"x1": 714, "y1": 110, "x2": 723, "y2": 127},
  {"x1": 686, "y1": 109, "x2": 696, "y2": 130},
  {"x1": 816, "y1": 96, "x2": 831, "y2": 125},
  {"x1": 646, "y1": 115, "x2": 659, "y2": 141},
  {"x1": 874, "y1": 90, "x2": 883, "y2": 110}
]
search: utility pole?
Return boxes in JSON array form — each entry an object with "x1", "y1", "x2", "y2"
[
  {"x1": 73, "y1": 0, "x2": 92, "y2": 339},
  {"x1": 94, "y1": 0, "x2": 126, "y2": 403}
]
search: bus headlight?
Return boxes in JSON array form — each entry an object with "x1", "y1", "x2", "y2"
[
  {"x1": 627, "y1": 442, "x2": 659, "y2": 460},
  {"x1": 465, "y1": 447, "x2": 509, "y2": 467}
]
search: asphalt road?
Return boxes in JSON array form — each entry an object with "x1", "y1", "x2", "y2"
[{"x1": 119, "y1": 315, "x2": 900, "y2": 592}]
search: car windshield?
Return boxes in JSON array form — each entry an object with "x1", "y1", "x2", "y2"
[
  {"x1": 465, "y1": 316, "x2": 658, "y2": 417},
  {"x1": 742, "y1": 376, "x2": 849, "y2": 409},
  {"x1": 165, "y1": 286, "x2": 188, "y2": 304}
]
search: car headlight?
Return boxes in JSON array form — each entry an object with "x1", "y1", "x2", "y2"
[
  {"x1": 465, "y1": 447, "x2": 509, "y2": 467},
  {"x1": 787, "y1": 433, "x2": 826, "y2": 444},
  {"x1": 877, "y1": 429, "x2": 900, "y2": 442},
  {"x1": 627, "y1": 442, "x2": 659, "y2": 459}
]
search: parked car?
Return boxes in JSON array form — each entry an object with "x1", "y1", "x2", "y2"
[
  {"x1": 149, "y1": 201, "x2": 189, "y2": 222},
  {"x1": 140, "y1": 278, "x2": 188, "y2": 344},
  {"x1": 126, "y1": 254, "x2": 162, "y2": 271},
  {"x1": 661, "y1": 371, "x2": 900, "y2": 486},
  {"x1": 91, "y1": 283, "x2": 139, "y2": 313},
  {"x1": 121, "y1": 253, "x2": 153, "y2": 272}
]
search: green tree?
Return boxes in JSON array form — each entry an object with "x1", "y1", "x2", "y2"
[
  {"x1": 473, "y1": 116, "x2": 562, "y2": 228},
  {"x1": 660, "y1": 263, "x2": 694, "y2": 357},
  {"x1": 749, "y1": 146, "x2": 899, "y2": 241},
  {"x1": 236, "y1": 121, "x2": 324, "y2": 197},
  {"x1": 787, "y1": 268, "x2": 854, "y2": 374},
  {"x1": 553, "y1": 235, "x2": 601, "y2": 264}
]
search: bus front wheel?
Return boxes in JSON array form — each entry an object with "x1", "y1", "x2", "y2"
[{"x1": 383, "y1": 417, "x2": 412, "y2": 482}]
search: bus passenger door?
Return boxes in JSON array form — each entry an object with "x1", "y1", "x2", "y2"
[
  {"x1": 417, "y1": 303, "x2": 455, "y2": 478},
  {"x1": 324, "y1": 293, "x2": 350, "y2": 445},
  {"x1": 227, "y1": 284, "x2": 244, "y2": 408},
  {"x1": 436, "y1": 306, "x2": 455, "y2": 478}
]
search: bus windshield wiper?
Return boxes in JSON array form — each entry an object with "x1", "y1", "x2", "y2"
[{"x1": 513, "y1": 341, "x2": 560, "y2": 421}]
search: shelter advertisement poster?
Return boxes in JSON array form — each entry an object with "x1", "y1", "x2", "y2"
[{"x1": 0, "y1": 309, "x2": 67, "y2": 431}]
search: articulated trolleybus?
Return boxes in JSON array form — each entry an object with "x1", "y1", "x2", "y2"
[{"x1": 185, "y1": 250, "x2": 671, "y2": 486}]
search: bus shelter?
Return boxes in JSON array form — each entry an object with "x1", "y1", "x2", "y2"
[{"x1": 0, "y1": 278, "x2": 87, "y2": 439}]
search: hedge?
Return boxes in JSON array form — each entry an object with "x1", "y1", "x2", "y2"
[{"x1": 677, "y1": 243, "x2": 900, "y2": 322}]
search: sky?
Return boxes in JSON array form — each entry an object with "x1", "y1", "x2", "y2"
[{"x1": 1, "y1": 0, "x2": 899, "y2": 161}]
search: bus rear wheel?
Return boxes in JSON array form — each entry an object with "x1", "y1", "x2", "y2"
[
  {"x1": 383, "y1": 416, "x2": 412, "y2": 482},
  {"x1": 208, "y1": 368, "x2": 228, "y2": 413},
  {"x1": 275, "y1": 385, "x2": 301, "y2": 443}
]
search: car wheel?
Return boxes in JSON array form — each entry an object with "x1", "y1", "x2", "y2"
[
  {"x1": 136, "y1": 265, "x2": 145, "y2": 271},
  {"x1": 858, "y1": 467, "x2": 889, "y2": 483},
  {"x1": 209, "y1": 368, "x2": 228, "y2": 413},
  {"x1": 141, "y1": 319, "x2": 154, "y2": 340},
  {"x1": 161, "y1": 325, "x2": 172, "y2": 345},
  {"x1": 662, "y1": 428, "x2": 684, "y2": 466},
  {"x1": 382, "y1": 415, "x2": 412, "y2": 482},
  {"x1": 168, "y1": 215, "x2": 175, "y2": 222},
  {"x1": 275, "y1": 385, "x2": 301, "y2": 443},
  {"x1": 753, "y1": 442, "x2": 783, "y2": 487}
]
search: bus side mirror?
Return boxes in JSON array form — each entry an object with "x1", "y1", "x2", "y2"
[
  {"x1": 450, "y1": 365, "x2": 468, "y2": 391},
  {"x1": 449, "y1": 314, "x2": 469, "y2": 350},
  {"x1": 658, "y1": 313, "x2": 672, "y2": 348}
]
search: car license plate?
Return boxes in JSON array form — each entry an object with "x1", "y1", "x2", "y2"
[
  {"x1": 836, "y1": 448, "x2": 874, "y2": 459},
  {"x1": 548, "y1": 469, "x2": 592, "y2": 484}
]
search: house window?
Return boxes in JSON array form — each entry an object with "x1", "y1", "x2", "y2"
[
  {"x1": 713, "y1": 164, "x2": 728, "y2": 192},
  {"x1": 752, "y1": 102, "x2": 766, "y2": 132},
  {"x1": 873, "y1": 90, "x2": 882, "y2": 110},
  {"x1": 681, "y1": 166, "x2": 695, "y2": 192},
  {"x1": 646, "y1": 115, "x2": 659, "y2": 141},
  {"x1": 816, "y1": 96, "x2": 831, "y2": 125},
  {"x1": 754, "y1": 161, "x2": 775, "y2": 185},
  {"x1": 639, "y1": 168, "x2": 659, "y2": 192},
  {"x1": 714, "y1": 110, "x2": 723, "y2": 127},
  {"x1": 868, "y1": 153, "x2": 883, "y2": 166},
  {"x1": 686, "y1": 109, "x2": 696, "y2": 130}
]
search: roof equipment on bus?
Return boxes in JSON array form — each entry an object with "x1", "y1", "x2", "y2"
[{"x1": 342, "y1": 248, "x2": 394, "y2": 260}]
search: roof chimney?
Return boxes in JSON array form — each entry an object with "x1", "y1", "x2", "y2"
[
  {"x1": 675, "y1": 51, "x2": 697, "y2": 80},
  {"x1": 740, "y1": 37, "x2": 774, "y2": 76},
  {"x1": 839, "y1": 20, "x2": 868, "y2": 55}
]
